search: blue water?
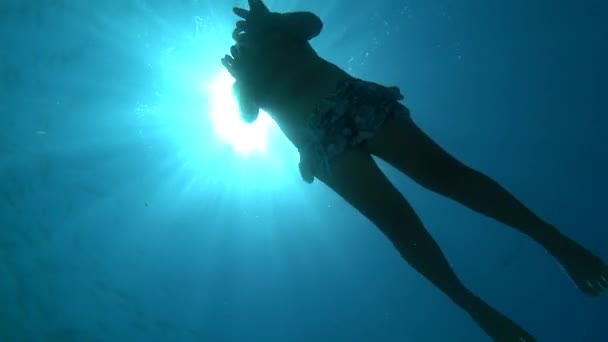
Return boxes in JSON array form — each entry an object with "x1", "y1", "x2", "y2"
[{"x1": 1, "y1": 0, "x2": 607, "y2": 341}]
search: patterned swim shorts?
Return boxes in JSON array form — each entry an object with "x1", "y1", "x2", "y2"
[{"x1": 298, "y1": 78, "x2": 411, "y2": 183}]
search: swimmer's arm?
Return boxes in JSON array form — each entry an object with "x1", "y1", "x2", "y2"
[{"x1": 275, "y1": 12, "x2": 323, "y2": 41}]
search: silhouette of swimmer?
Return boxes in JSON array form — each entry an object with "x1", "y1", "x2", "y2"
[{"x1": 221, "y1": 1, "x2": 608, "y2": 340}]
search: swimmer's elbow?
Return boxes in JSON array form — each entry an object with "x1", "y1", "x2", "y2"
[
  {"x1": 238, "y1": 97, "x2": 260, "y2": 123},
  {"x1": 233, "y1": 81, "x2": 260, "y2": 123},
  {"x1": 280, "y1": 12, "x2": 323, "y2": 40},
  {"x1": 240, "y1": 106, "x2": 259, "y2": 123},
  {"x1": 300, "y1": 12, "x2": 323, "y2": 40}
]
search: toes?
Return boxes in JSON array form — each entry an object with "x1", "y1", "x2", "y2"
[
  {"x1": 600, "y1": 275, "x2": 608, "y2": 288},
  {"x1": 518, "y1": 332, "x2": 536, "y2": 342},
  {"x1": 580, "y1": 280, "x2": 601, "y2": 297},
  {"x1": 587, "y1": 276, "x2": 608, "y2": 295},
  {"x1": 557, "y1": 247, "x2": 608, "y2": 297},
  {"x1": 598, "y1": 268, "x2": 608, "y2": 289},
  {"x1": 594, "y1": 266, "x2": 608, "y2": 291}
]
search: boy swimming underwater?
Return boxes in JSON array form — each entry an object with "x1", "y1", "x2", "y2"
[{"x1": 220, "y1": 1, "x2": 607, "y2": 340}]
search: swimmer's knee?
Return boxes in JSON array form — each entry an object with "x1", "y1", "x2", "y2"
[{"x1": 417, "y1": 161, "x2": 474, "y2": 193}]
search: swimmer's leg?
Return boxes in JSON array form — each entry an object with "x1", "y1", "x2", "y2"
[
  {"x1": 315, "y1": 147, "x2": 535, "y2": 341},
  {"x1": 368, "y1": 117, "x2": 608, "y2": 296}
]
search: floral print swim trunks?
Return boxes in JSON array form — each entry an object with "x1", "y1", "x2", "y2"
[{"x1": 298, "y1": 78, "x2": 411, "y2": 183}]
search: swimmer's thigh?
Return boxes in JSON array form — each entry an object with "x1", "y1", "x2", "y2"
[
  {"x1": 368, "y1": 117, "x2": 469, "y2": 192},
  {"x1": 315, "y1": 147, "x2": 417, "y2": 230}
]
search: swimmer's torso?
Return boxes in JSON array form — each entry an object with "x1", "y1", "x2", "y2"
[{"x1": 245, "y1": 34, "x2": 353, "y2": 148}]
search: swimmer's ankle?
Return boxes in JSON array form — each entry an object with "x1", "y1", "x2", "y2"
[{"x1": 538, "y1": 224, "x2": 571, "y2": 257}]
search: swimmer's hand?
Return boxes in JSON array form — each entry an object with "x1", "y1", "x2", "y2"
[
  {"x1": 221, "y1": 44, "x2": 260, "y2": 123},
  {"x1": 221, "y1": 44, "x2": 246, "y2": 80},
  {"x1": 232, "y1": 0, "x2": 276, "y2": 38},
  {"x1": 221, "y1": 43, "x2": 266, "y2": 85},
  {"x1": 232, "y1": 0, "x2": 323, "y2": 42}
]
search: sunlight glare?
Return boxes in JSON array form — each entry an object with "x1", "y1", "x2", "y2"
[{"x1": 206, "y1": 71, "x2": 272, "y2": 156}]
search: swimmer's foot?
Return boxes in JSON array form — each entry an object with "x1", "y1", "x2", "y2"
[
  {"x1": 469, "y1": 297, "x2": 535, "y2": 342},
  {"x1": 549, "y1": 233, "x2": 608, "y2": 296}
]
